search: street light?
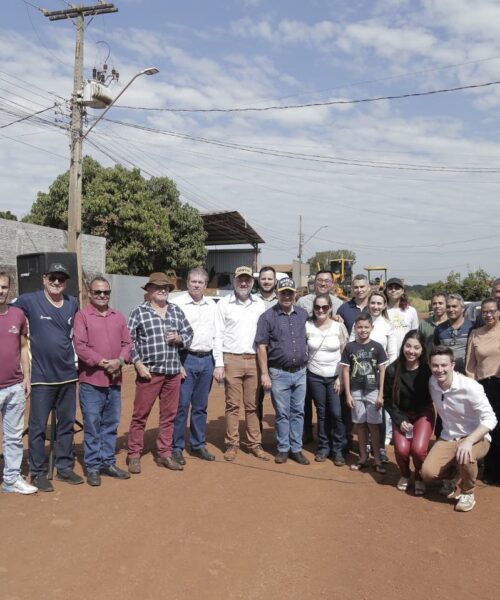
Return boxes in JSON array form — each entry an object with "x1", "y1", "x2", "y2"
[
  {"x1": 297, "y1": 220, "x2": 328, "y2": 286},
  {"x1": 303, "y1": 224, "x2": 328, "y2": 247},
  {"x1": 68, "y1": 66, "x2": 159, "y2": 303}
]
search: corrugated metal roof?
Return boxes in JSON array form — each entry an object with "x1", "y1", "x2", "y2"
[{"x1": 201, "y1": 211, "x2": 264, "y2": 245}]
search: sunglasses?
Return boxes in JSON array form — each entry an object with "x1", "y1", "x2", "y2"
[
  {"x1": 313, "y1": 304, "x2": 330, "y2": 312},
  {"x1": 91, "y1": 290, "x2": 111, "y2": 297},
  {"x1": 47, "y1": 274, "x2": 68, "y2": 283}
]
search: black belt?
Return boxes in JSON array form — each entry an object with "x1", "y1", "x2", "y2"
[
  {"x1": 270, "y1": 364, "x2": 306, "y2": 373},
  {"x1": 187, "y1": 350, "x2": 212, "y2": 358}
]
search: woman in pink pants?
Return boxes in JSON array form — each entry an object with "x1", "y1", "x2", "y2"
[{"x1": 384, "y1": 330, "x2": 435, "y2": 496}]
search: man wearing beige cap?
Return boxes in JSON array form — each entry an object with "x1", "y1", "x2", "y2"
[
  {"x1": 213, "y1": 266, "x2": 269, "y2": 461},
  {"x1": 127, "y1": 272, "x2": 193, "y2": 473}
]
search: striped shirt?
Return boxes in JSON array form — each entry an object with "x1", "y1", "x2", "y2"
[{"x1": 128, "y1": 302, "x2": 193, "y2": 375}]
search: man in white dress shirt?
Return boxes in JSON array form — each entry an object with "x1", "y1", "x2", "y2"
[
  {"x1": 422, "y1": 345, "x2": 497, "y2": 512},
  {"x1": 213, "y1": 266, "x2": 269, "y2": 462},
  {"x1": 171, "y1": 268, "x2": 217, "y2": 464}
]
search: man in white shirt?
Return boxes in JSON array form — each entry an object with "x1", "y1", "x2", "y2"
[
  {"x1": 422, "y1": 345, "x2": 497, "y2": 512},
  {"x1": 213, "y1": 266, "x2": 269, "y2": 462},
  {"x1": 171, "y1": 268, "x2": 217, "y2": 465}
]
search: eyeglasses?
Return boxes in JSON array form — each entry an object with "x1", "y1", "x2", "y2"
[
  {"x1": 316, "y1": 278, "x2": 333, "y2": 285},
  {"x1": 482, "y1": 309, "x2": 497, "y2": 315},
  {"x1": 91, "y1": 290, "x2": 111, "y2": 297},
  {"x1": 313, "y1": 305, "x2": 330, "y2": 313},
  {"x1": 47, "y1": 274, "x2": 67, "y2": 283}
]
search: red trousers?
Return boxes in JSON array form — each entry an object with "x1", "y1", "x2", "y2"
[
  {"x1": 393, "y1": 409, "x2": 435, "y2": 480},
  {"x1": 128, "y1": 373, "x2": 181, "y2": 459}
]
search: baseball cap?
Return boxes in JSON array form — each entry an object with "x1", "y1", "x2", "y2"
[
  {"x1": 385, "y1": 277, "x2": 404, "y2": 288},
  {"x1": 277, "y1": 277, "x2": 296, "y2": 292},
  {"x1": 45, "y1": 262, "x2": 70, "y2": 278},
  {"x1": 234, "y1": 266, "x2": 253, "y2": 278}
]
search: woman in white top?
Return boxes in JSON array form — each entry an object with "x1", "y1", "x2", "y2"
[
  {"x1": 349, "y1": 292, "x2": 398, "y2": 364},
  {"x1": 306, "y1": 293, "x2": 349, "y2": 465},
  {"x1": 384, "y1": 277, "x2": 419, "y2": 351}
]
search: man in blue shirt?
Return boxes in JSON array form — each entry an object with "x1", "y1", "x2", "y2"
[
  {"x1": 256, "y1": 278, "x2": 309, "y2": 465},
  {"x1": 337, "y1": 274, "x2": 370, "y2": 335},
  {"x1": 14, "y1": 262, "x2": 81, "y2": 492},
  {"x1": 433, "y1": 293, "x2": 474, "y2": 374}
]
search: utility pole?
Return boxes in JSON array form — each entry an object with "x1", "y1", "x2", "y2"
[
  {"x1": 297, "y1": 215, "x2": 304, "y2": 286},
  {"x1": 43, "y1": 3, "x2": 118, "y2": 303}
]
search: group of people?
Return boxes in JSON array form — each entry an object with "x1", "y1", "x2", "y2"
[{"x1": 0, "y1": 263, "x2": 498, "y2": 513}]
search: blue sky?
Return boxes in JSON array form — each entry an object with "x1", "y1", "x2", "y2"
[{"x1": 2, "y1": 0, "x2": 500, "y2": 284}]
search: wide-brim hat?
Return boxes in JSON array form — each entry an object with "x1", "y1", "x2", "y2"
[
  {"x1": 142, "y1": 272, "x2": 175, "y2": 291},
  {"x1": 45, "y1": 262, "x2": 70, "y2": 278}
]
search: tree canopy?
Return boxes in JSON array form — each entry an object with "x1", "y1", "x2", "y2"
[
  {"x1": 420, "y1": 268, "x2": 492, "y2": 301},
  {"x1": 0, "y1": 210, "x2": 18, "y2": 221},
  {"x1": 307, "y1": 249, "x2": 356, "y2": 274},
  {"x1": 23, "y1": 157, "x2": 207, "y2": 275}
]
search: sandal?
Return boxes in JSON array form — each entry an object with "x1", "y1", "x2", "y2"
[
  {"x1": 414, "y1": 480, "x2": 426, "y2": 496},
  {"x1": 373, "y1": 464, "x2": 387, "y2": 475},
  {"x1": 397, "y1": 477, "x2": 410, "y2": 491},
  {"x1": 350, "y1": 460, "x2": 368, "y2": 471}
]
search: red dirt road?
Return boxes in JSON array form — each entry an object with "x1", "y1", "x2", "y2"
[{"x1": 1, "y1": 368, "x2": 500, "y2": 600}]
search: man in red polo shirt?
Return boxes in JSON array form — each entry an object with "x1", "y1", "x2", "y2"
[{"x1": 73, "y1": 276, "x2": 132, "y2": 487}]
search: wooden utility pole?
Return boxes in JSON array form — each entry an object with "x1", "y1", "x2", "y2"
[
  {"x1": 297, "y1": 215, "x2": 304, "y2": 286},
  {"x1": 42, "y1": 3, "x2": 118, "y2": 303}
]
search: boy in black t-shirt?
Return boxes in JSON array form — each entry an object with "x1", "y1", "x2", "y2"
[{"x1": 341, "y1": 314, "x2": 388, "y2": 473}]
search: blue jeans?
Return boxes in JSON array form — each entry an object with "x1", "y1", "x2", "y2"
[
  {"x1": 306, "y1": 371, "x2": 346, "y2": 456},
  {"x1": 0, "y1": 383, "x2": 26, "y2": 484},
  {"x1": 270, "y1": 367, "x2": 307, "y2": 453},
  {"x1": 79, "y1": 383, "x2": 121, "y2": 471},
  {"x1": 29, "y1": 383, "x2": 76, "y2": 475},
  {"x1": 173, "y1": 353, "x2": 214, "y2": 451}
]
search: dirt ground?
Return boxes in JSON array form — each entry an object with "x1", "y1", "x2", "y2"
[{"x1": 1, "y1": 368, "x2": 500, "y2": 600}]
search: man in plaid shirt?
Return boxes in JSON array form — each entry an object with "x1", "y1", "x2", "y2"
[{"x1": 127, "y1": 272, "x2": 193, "y2": 473}]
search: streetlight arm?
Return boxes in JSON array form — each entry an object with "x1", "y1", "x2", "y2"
[
  {"x1": 82, "y1": 67, "x2": 159, "y2": 140},
  {"x1": 304, "y1": 225, "x2": 328, "y2": 246}
]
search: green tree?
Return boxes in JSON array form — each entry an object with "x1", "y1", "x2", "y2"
[
  {"x1": 421, "y1": 269, "x2": 491, "y2": 301},
  {"x1": 23, "y1": 157, "x2": 207, "y2": 275},
  {"x1": 307, "y1": 249, "x2": 356, "y2": 274},
  {"x1": 461, "y1": 268, "x2": 491, "y2": 301},
  {"x1": 0, "y1": 210, "x2": 18, "y2": 221}
]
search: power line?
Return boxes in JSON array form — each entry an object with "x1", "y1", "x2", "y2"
[
  {"x1": 103, "y1": 118, "x2": 500, "y2": 174},
  {"x1": 0, "y1": 103, "x2": 56, "y2": 129},
  {"x1": 269, "y1": 55, "x2": 500, "y2": 103},
  {"x1": 116, "y1": 79, "x2": 500, "y2": 114}
]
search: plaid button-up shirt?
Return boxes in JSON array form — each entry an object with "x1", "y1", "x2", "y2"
[{"x1": 128, "y1": 301, "x2": 193, "y2": 375}]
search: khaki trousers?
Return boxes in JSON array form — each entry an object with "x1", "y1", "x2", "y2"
[
  {"x1": 422, "y1": 438, "x2": 490, "y2": 494},
  {"x1": 223, "y1": 353, "x2": 261, "y2": 449}
]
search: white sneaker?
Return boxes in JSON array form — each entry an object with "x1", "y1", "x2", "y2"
[
  {"x1": 2, "y1": 476, "x2": 38, "y2": 495},
  {"x1": 455, "y1": 493, "x2": 476, "y2": 512},
  {"x1": 396, "y1": 476, "x2": 409, "y2": 491}
]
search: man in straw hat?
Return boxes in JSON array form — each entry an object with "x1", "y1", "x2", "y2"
[{"x1": 127, "y1": 272, "x2": 193, "y2": 473}]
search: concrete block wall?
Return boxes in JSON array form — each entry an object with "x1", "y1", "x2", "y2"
[{"x1": 0, "y1": 218, "x2": 106, "y2": 294}]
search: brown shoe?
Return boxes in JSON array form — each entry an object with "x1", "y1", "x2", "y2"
[
  {"x1": 249, "y1": 445, "x2": 270, "y2": 461},
  {"x1": 224, "y1": 445, "x2": 238, "y2": 462},
  {"x1": 156, "y1": 456, "x2": 184, "y2": 471},
  {"x1": 127, "y1": 457, "x2": 141, "y2": 474}
]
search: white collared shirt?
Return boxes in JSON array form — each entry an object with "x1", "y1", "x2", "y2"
[
  {"x1": 429, "y1": 371, "x2": 497, "y2": 441},
  {"x1": 213, "y1": 292, "x2": 266, "y2": 367},
  {"x1": 170, "y1": 292, "x2": 217, "y2": 352}
]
